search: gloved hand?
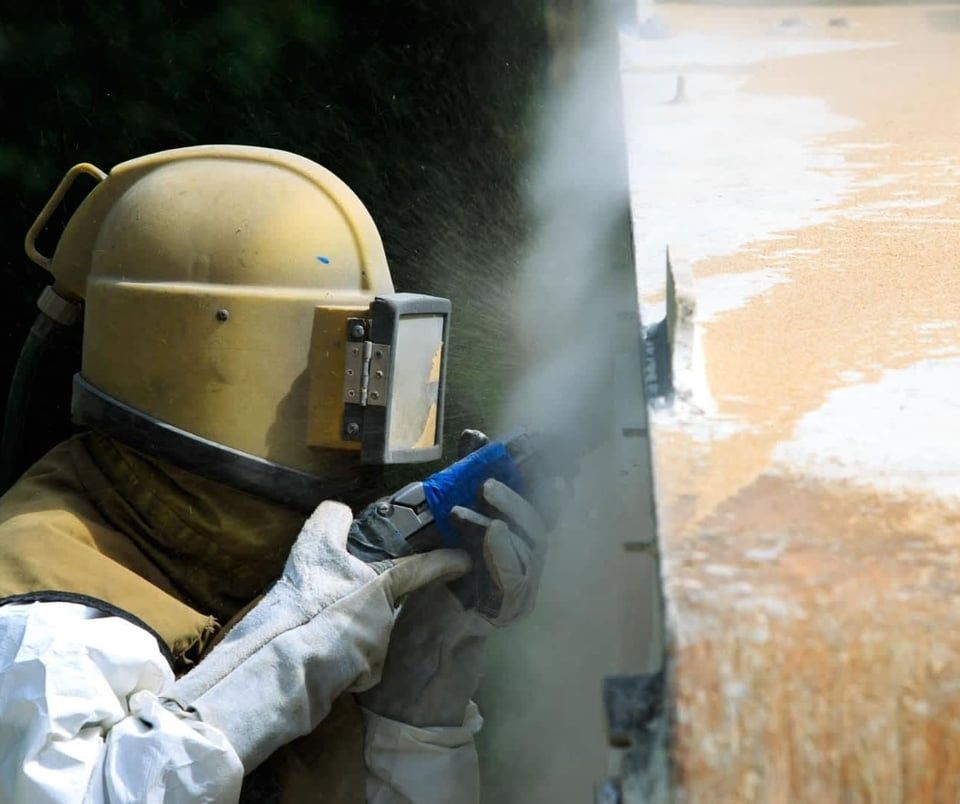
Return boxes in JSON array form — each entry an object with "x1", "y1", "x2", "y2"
[
  {"x1": 358, "y1": 478, "x2": 546, "y2": 727},
  {"x1": 169, "y1": 500, "x2": 471, "y2": 771}
]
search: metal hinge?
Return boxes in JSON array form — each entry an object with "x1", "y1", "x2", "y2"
[{"x1": 342, "y1": 318, "x2": 391, "y2": 408}]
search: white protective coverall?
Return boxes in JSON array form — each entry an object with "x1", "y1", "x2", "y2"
[{"x1": 0, "y1": 600, "x2": 481, "y2": 803}]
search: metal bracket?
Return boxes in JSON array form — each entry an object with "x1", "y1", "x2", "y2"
[
  {"x1": 341, "y1": 318, "x2": 392, "y2": 439},
  {"x1": 598, "y1": 672, "x2": 670, "y2": 804},
  {"x1": 366, "y1": 344, "x2": 391, "y2": 406},
  {"x1": 342, "y1": 332, "x2": 368, "y2": 406}
]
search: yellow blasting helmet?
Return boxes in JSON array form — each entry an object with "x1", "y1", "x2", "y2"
[{"x1": 25, "y1": 145, "x2": 451, "y2": 508}]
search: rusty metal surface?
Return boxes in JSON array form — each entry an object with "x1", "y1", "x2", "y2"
[{"x1": 626, "y1": 4, "x2": 960, "y2": 800}]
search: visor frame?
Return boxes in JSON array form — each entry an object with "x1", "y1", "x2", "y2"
[{"x1": 360, "y1": 293, "x2": 451, "y2": 464}]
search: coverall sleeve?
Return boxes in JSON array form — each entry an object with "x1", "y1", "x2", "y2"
[
  {"x1": 361, "y1": 703, "x2": 483, "y2": 804},
  {"x1": 0, "y1": 601, "x2": 243, "y2": 804}
]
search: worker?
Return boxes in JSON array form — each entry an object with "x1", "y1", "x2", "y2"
[{"x1": 0, "y1": 145, "x2": 547, "y2": 802}]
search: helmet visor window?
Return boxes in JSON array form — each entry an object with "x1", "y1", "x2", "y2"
[{"x1": 386, "y1": 314, "x2": 444, "y2": 452}]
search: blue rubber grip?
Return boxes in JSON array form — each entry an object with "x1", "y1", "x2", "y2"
[{"x1": 421, "y1": 441, "x2": 525, "y2": 547}]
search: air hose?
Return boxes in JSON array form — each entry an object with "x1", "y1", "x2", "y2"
[
  {"x1": 0, "y1": 287, "x2": 82, "y2": 495},
  {"x1": 0, "y1": 314, "x2": 60, "y2": 493}
]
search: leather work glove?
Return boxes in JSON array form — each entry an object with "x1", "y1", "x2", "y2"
[
  {"x1": 169, "y1": 500, "x2": 471, "y2": 771},
  {"x1": 358, "y1": 478, "x2": 547, "y2": 727}
]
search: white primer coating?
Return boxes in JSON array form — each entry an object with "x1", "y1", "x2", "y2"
[
  {"x1": 625, "y1": 72, "x2": 858, "y2": 322},
  {"x1": 622, "y1": 30, "x2": 884, "y2": 327},
  {"x1": 620, "y1": 31, "x2": 882, "y2": 72},
  {"x1": 773, "y1": 358, "x2": 960, "y2": 499},
  {"x1": 695, "y1": 269, "x2": 790, "y2": 324},
  {"x1": 622, "y1": 24, "x2": 893, "y2": 447}
]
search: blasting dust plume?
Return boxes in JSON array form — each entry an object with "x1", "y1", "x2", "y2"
[
  {"x1": 477, "y1": 2, "x2": 661, "y2": 801},
  {"x1": 499, "y1": 5, "x2": 634, "y2": 448}
]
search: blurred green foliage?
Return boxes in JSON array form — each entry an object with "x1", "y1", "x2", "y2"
[{"x1": 0, "y1": 1, "x2": 549, "y2": 473}]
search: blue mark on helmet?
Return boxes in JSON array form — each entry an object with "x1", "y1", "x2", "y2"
[{"x1": 317, "y1": 256, "x2": 331, "y2": 265}]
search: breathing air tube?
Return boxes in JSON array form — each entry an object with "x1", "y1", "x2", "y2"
[{"x1": 0, "y1": 312, "x2": 72, "y2": 494}]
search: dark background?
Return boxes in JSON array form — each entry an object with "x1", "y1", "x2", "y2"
[{"x1": 0, "y1": 1, "x2": 559, "y2": 477}]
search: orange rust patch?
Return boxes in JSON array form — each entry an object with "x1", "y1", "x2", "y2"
[
  {"x1": 667, "y1": 475, "x2": 960, "y2": 801},
  {"x1": 645, "y1": 4, "x2": 960, "y2": 799}
]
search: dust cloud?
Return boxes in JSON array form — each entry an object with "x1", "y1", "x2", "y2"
[{"x1": 477, "y1": 3, "x2": 662, "y2": 801}]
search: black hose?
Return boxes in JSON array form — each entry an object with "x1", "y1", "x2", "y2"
[{"x1": 0, "y1": 313, "x2": 62, "y2": 494}]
